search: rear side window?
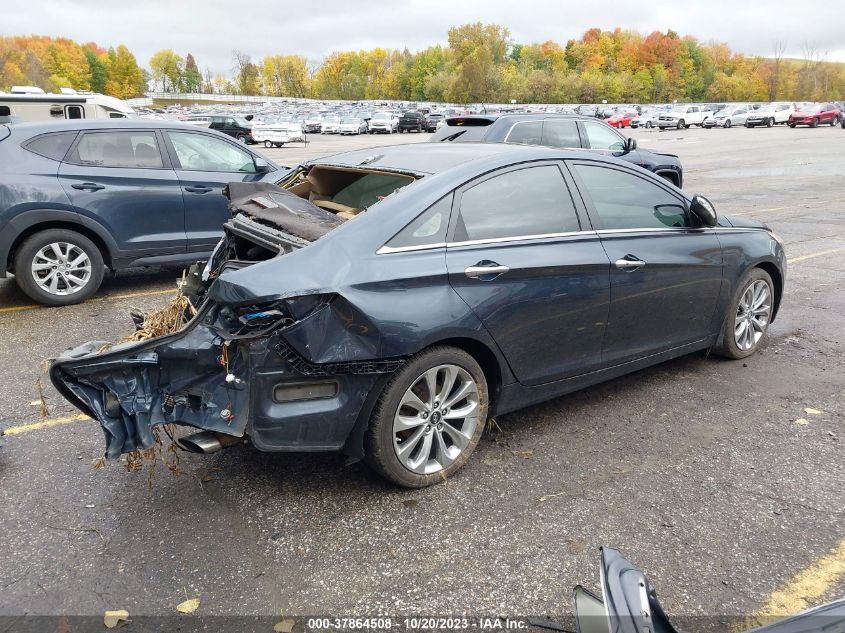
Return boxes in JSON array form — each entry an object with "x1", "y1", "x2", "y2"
[
  {"x1": 505, "y1": 121, "x2": 542, "y2": 145},
  {"x1": 454, "y1": 165, "x2": 581, "y2": 242},
  {"x1": 573, "y1": 164, "x2": 687, "y2": 230},
  {"x1": 69, "y1": 131, "x2": 163, "y2": 168},
  {"x1": 542, "y1": 119, "x2": 581, "y2": 148},
  {"x1": 23, "y1": 132, "x2": 77, "y2": 161},
  {"x1": 386, "y1": 194, "x2": 451, "y2": 249}
]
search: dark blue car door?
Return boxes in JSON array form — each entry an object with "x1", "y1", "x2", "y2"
[
  {"x1": 445, "y1": 161, "x2": 611, "y2": 386},
  {"x1": 568, "y1": 161, "x2": 723, "y2": 366},
  {"x1": 57, "y1": 129, "x2": 186, "y2": 255},
  {"x1": 163, "y1": 129, "x2": 263, "y2": 254}
]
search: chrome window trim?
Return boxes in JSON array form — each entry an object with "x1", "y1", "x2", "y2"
[
  {"x1": 447, "y1": 230, "x2": 598, "y2": 248},
  {"x1": 376, "y1": 242, "x2": 447, "y2": 255}
]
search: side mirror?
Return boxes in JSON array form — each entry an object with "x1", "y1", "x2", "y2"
[
  {"x1": 254, "y1": 157, "x2": 271, "y2": 174},
  {"x1": 690, "y1": 194, "x2": 717, "y2": 226},
  {"x1": 624, "y1": 137, "x2": 637, "y2": 153}
]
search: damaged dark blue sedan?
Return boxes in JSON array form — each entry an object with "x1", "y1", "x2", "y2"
[{"x1": 51, "y1": 143, "x2": 786, "y2": 487}]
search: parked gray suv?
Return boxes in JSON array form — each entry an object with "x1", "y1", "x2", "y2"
[{"x1": 0, "y1": 120, "x2": 278, "y2": 306}]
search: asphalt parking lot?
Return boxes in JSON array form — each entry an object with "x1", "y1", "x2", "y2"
[{"x1": 0, "y1": 125, "x2": 843, "y2": 628}]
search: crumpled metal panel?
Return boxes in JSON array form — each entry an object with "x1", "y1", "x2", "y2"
[{"x1": 51, "y1": 321, "x2": 250, "y2": 459}]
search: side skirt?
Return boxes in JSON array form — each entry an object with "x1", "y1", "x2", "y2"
[{"x1": 493, "y1": 338, "x2": 715, "y2": 417}]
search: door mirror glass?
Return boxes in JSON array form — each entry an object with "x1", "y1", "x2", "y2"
[
  {"x1": 690, "y1": 194, "x2": 717, "y2": 226},
  {"x1": 624, "y1": 137, "x2": 637, "y2": 152},
  {"x1": 254, "y1": 157, "x2": 271, "y2": 173}
]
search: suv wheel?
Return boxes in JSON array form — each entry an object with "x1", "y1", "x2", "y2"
[
  {"x1": 13, "y1": 229, "x2": 105, "y2": 306},
  {"x1": 237, "y1": 134, "x2": 247, "y2": 143},
  {"x1": 767, "y1": 117, "x2": 774, "y2": 127},
  {"x1": 810, "y1": 118, "x2": 819, "y2": 128},
  {"x1": 713, "y1": 268, "x2": 774, "y2": 359},
  {"x1": 364, "y1": 346, "x2": 488, "y2": 488},
  {"x1": 677, "y1": 119, "x2": 686, "y2": 129}
]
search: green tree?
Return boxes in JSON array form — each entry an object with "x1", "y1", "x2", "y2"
[
  {"x1": 183, "y1": 53, "x2": 202, "y2": 92},
  {"x1": 149, "y1": 49, "x2": 183, "y2": 92}
]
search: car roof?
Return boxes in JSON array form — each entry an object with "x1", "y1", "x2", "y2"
[
  {"x1": 310, "y1": 142, "x2": 610, "y2": 176},
  {"x1": 6, "y1": 119, "x2": 217, "y2": 138}
]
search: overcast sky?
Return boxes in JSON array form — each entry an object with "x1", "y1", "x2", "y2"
[{"x1": 7, "y1": 0, "x2": 845, "y2": 73}]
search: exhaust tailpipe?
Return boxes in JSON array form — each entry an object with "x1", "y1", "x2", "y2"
[{"x1": 176, "y1": 431, "x2": 241, "y2": 454}]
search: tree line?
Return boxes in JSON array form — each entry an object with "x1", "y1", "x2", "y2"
[
  {"x1": 3, "y1": 26, "x2": 844, "y2": 103},
  {"x1": 0, "y1": 35, "x2": 145, "y2": 99}
]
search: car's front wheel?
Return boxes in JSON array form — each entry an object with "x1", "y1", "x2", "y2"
[
  {"x1": 13, "y1": 229, "x2": 105, "y2": 306},
  {"x1": 714, "y1": 268, "x2": 774, "y2": 359},
  {"x1": 364, "y1": 346, "x2": 488, "y2": 488},
  {"x1": 677, "y1": 119, "x2": 686, "y2": 129}
]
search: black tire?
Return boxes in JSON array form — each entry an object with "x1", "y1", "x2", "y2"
[
  {"x1": 364, "y1": 346, "x2": 489, "y2": 488},
  {"x1": 264, "y1": 140, "x2": 272, "y2": 148},
  {"x1": 788, "y1": 122, "x2": 796, "y2": 128},
  {"x1": 724, "y1": 118, "x2": 731, "y2": 128},
  {"x1": 236, "y1": 134, "x2": 247, "y2": 144},
  {"x1": 13, "y1": 229, "x2": 105, "y2": 306},
  {"x1": 677, "y1": 119, "x2": 686, "y2": 129},
  {"x1": 713, "y1": 268, "x2": 774, "y2": 360},
  {"x1": 810, "y1": 118, "x2": 819, "y2": 128},
  {"x1": 767, "y1": 118, "x2": 774, "y2": 128},
  {"x1": 830, "y1": 117, "x2": 837, "y2": 127}
]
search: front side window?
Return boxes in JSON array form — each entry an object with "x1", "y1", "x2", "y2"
[
  {"x1": 582, "y1": 121, "x2": 625, "y2": 151},
  {"x1": 385, "y1": 195, "x2": 451, "y2": 249},
  {"x1": 573, "y1": 164, "x2": 687, "y2": 230},
  {"x1": 542, "y1": 119, "x2": 580, "y2": 148},
  {"x1": 168, "y1": 132, "x2": 256, "y2": 173},
  {"x1": 71, "y1": 131, "x2": 163, "y2": 168},
  {"x1": 454, "y1": 165, "x2": 580, "y2": 242},
  {"x1": 505, "y1": 121, "x2": 542, "y2": 145}
]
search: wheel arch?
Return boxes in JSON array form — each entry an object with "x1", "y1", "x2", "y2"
[
  {"x1": 7, "y1": 219, "x2": 114, "y2": 275},
  {"x1": 754, "y1": 261, "x2": 783, "y2": 320},
  {"x1": 342, "y1": 336, "x2": 507, "y2": 459}
]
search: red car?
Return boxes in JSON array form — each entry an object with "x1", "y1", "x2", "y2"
[
  {"x1": 788, "y1": 103, "x2": 840, "y2": 128},
  {"x1": 606, "y1": 111, "x2": 639, "y2": 128}
]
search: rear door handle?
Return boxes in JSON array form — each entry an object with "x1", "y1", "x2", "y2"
[
  {"x1": 615, "y1": 255, "x2": 646, "y2": 271},
  {"x1": 71, "y1": 182, "x2": 105, "y2": 191},
  {"x1": 184, "y1": 185, "x2": 213, "y2": 193},
  {"x1": 465, "y1": 262, "x2": 510, "y2": 279}
]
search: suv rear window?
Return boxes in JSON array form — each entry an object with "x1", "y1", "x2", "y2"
[{"x1": 23, "y1": 132, "x2": 77, "y2": 161}]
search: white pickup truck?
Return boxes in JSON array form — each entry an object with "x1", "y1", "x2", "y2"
[{"x1": 657, "y1": 105, "x2": 707, "y2": 130}]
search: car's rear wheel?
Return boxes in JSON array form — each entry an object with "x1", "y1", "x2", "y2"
[
  {"x1": 788, "y1": 122, "x2": 796, "y2": 128},
  {"x1": 713, "y1": 268, "x2": 774, "y2": 360},
  {"x1": 364, "y1": 346, "x2": 488, "y2": 488},
  {"x1": 13, "y1": 229, "x2": 105, "y2": 306}
]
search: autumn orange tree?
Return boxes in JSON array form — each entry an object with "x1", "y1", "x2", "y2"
[{"x1": 0, "y1": 35, "x2": 145, "y2": 98}]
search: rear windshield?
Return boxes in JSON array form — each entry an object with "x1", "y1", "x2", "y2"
[{"x1": 429, "y1": 124, "x2": 491, "y2": 143}]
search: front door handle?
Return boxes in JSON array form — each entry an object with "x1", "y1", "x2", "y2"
[
  {"x1": 615, "y1": 255, "x2": 646, "y2": 271},
  {"x1": 184, "y1": 185, "x2": 213, "y2": 193},
  {"x1": 71, "y1": 182, "x2": 105, "y2": 191},
  {"x1": 465, "y1": 262, "x2": 510, "y2": 279}
]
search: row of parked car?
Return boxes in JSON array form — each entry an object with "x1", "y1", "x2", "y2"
[{"x1": 603, "y1": 102, "x2": 843, "y2": 130}]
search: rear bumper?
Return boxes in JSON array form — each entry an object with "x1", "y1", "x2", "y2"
[{"x1": 49, "y1": 305, "x2": 397, "y2": 457}]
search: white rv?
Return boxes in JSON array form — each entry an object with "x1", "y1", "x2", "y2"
[{"x1": 0, "y1": 87, "x2": 136, "y2": 124}]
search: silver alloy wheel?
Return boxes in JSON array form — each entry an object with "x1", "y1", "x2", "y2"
[
  {"x1": 734, "y1": 279, "x2": 772, "y2": 351},
  {"x1": 31, "y1": 242, "x2": 92, "y2": 296},
  {"x1": 392, "y1": 364, "x2": 480, "y2": 475}
]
